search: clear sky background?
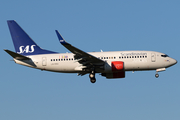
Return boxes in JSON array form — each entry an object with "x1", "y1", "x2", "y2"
[{"x1": 0, "y1": 0, "x2": 180, "y2": 120}]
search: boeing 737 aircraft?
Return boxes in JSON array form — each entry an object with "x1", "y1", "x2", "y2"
[{"x1": 4, "y1": 20, "x2": 177, "y2": 83}]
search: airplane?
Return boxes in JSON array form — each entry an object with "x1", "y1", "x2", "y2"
[{"x1": 4, "y1": 20, "x2": 177, "y2": 83}]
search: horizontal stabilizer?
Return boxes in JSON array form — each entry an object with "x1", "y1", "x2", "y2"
[{"x1": 4, "y1": 49, "x2": 30, "y2": 60}]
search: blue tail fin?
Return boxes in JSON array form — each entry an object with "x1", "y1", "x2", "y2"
[{"x1": 7, "y1": 20, "x2": 56, "y2": 55}]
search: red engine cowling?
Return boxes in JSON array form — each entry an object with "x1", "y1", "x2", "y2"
[
  {"x1": 103, "y1": 61, "x2": 125, "y2": 78},
  {"x1": 111, "y1": 61, "x2": 124, "y2": 71},
  {"x1": 104, "y1": 61, "x2": 124, "y2": 72}
]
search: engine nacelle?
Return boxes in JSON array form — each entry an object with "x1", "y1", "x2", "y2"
[
  {"x1": 103, "y1": 61, "x2": 125, "y2": 78},
  {"x1": 104, "y1": 61, "x2": 124, "y2": 72},
  {"x1": 101, "y1": 71, "x2": 125, "y2": 79}
]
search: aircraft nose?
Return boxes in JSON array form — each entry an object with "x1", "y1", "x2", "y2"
[{"x1": 171, "y1": 58, "x2": 177, "y2": 66}]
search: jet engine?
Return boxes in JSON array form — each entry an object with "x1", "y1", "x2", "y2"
[
  {"x1": 104, "y1": 61, "x2": 124, "y2": 72},
  {"x1": 102, "y1": 61, "x2": 125, "y2": 78},
  {"x1": 101, "y1": 71, "x2": 125, "y2": 78}
]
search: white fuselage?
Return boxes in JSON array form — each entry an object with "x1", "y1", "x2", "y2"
[{"x1": 14, "y1": 51, "x2": 177, "y2": 73}]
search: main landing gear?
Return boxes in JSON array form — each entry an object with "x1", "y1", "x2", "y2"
[{"x1": 89, "y1": 70, "x2": 96, "y2": 83}]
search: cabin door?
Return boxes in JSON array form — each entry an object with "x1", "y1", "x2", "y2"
[
  {"x1": 42, "y1": 57, "x2": 47, "y2": 66},
  {"x1": 151, "y1": 53, "x2": 156, "y2": 62}
]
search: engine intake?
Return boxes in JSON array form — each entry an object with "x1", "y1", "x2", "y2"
[
  {"x1": 104, "y1": 61, "x2": 124, "y2": 72},
  {"x1": 111, "y1": 61, "x2": 124, "y2": 71},
  {"x1": 103, "y1": 61, "x2": 125, "y2": 78}
]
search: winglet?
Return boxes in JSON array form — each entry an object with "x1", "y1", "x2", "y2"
[{"x1": 55, "y1": 30, "x2": 69, "y2": 45}]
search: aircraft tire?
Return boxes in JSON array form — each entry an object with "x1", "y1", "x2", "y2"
[
  {"x1": 90, "y1": 78, "x2": 96, "y2": 83},
  {"x1": 155, "y1": 73, "x2": 159, "y2": 78},
  {"x1": 89, "y1": 73, "x2": 95, "y2": 78}
]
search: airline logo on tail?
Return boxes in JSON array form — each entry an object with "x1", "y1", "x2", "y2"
[{"x1": 17, "y1": 45, "x2": 36, "y2": 54}]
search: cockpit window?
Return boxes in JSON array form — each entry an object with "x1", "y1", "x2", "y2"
[{"x1": 161, "y1": 54, "x2": 169, "y2": 57}]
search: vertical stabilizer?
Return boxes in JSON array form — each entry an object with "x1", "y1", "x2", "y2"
[{"x1": 7, "y1": 20, "x2": 56, "y2": 55}]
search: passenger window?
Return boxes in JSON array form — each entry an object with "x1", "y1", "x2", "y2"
[{"x1": 132, "y1": 56, "x2": 134, "y2": 58}]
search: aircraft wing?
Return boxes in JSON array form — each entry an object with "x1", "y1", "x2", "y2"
[{"x1": 55, "y1": 30, "x2": 105, "y2": 71}]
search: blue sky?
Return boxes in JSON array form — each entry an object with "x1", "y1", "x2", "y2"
[{"x1": 0, "y1": 0, "x2": 180, "y2": 120}]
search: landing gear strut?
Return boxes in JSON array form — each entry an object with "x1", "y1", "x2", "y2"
[
  {"x1": 89, "y1": 70, "x2": 96, "y2": 83},
  {"x1": 155, "y1": 68, "x2": 166, "y2": 78}
]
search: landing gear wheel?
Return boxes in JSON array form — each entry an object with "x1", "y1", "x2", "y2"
[
  {"x1": 90, "y1": 78, "x2": 96, "y2": 83},
  {"x1": 155, "y1": 73, "x2": 159, "y2": 78},
  {"x1": 89, "y1": 70, "x2": 96, "y2": 83},
  {"x1": 89, "y1": 73, "x2": 95, "y2": 78}
]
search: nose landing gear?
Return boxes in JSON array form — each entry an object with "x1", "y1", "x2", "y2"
[
  {"x1": 155, "y1": 73, "x2": 159, "y2": 78},
  {"x1": 155, "y1": 68, "x2": 166, "y2": 78}
]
